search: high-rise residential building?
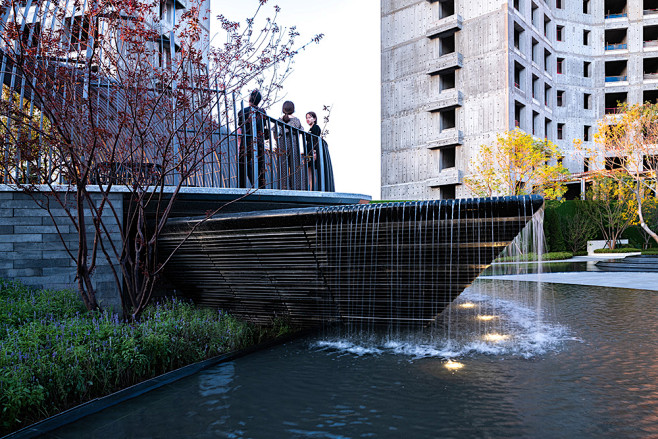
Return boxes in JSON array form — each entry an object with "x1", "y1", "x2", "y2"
[{"x1": 381, "y1": 0, "x2": 658, "y2": 200}]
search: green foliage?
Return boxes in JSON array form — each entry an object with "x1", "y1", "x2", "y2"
[
  {"x1": 543, "y1": 200, "x2": 598, "y2": 253},
  {"x1": 0, "y1": 279, "x2": 86, "y2": 336},
  {"x1": 642, "y1": 249, "x2": 658, "y2": 255},
  {"x1": 464, "y1": 129, "x2": 570, "y2": 198},
  {"x1": 593, "y1": 247, "x2": 642, "y2": 253},
  {"x1": 543, "y1": 202, "x2": 566, "y2": 252},
  {"x1": 574, "y1": 251, "x2": 588, "y2": 256},
  {"x1": 495, "y1": 252, "x2": 573, "y2": 262},
  {"x1": 0, "y1": 281, "x2": 291, "y2": 435}
]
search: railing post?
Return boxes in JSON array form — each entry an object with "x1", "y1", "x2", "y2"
[{"x1": 317, "y1": 134, "x2": 326, "y2": 192}]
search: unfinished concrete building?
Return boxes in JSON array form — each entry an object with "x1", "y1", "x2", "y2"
[{"x1": 381, "y1": 0, "x2": 658, "y2": 199}]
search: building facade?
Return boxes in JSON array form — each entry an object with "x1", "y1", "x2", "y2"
[{"x1": 381, "y1": 0, "x2": 658, "y2": 200}]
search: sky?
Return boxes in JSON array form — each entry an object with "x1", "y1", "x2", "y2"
[{"x1": 210, "y1": 1, "x2": 382, "y2": 199}]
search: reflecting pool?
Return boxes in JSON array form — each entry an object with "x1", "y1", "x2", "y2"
[{"x1": 48, "y1": 277, "x2": 658, "y2": 439}]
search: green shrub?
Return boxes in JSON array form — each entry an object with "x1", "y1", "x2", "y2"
[
  {"x1": 641, "y1": 249, "x2": 658, "y2": 255},
  {"x1": 593, "y1": 247, "x2": 642, "y2": 253},
  {"x1": 0, "y1": 281, "x2": 291, "y2": 435},
  {"x1": 0, "y1": 279, "x2": 85, "y2": 339},
  {"x1": 574, "y1": 251, "x2": 588, "y2": 256}
]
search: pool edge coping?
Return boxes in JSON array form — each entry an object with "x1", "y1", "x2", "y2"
[{"x1": 2, "y1": 329, "x2": 315, "y2": 439}]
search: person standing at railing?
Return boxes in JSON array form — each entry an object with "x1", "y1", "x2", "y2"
[
  {"x1": 305, "y1": 111, "x2": 322, "y2": 190},
  {"x1": 238, "y1": 90, "x2": 269, "y2": 188},
  {"x1": 277, "y1": 101, "x2": 303, "y2": 190}
]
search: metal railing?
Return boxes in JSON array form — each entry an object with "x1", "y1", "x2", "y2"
[
  {"x1": 0, "y1": 1, "x2": 335, "y2": 193},
  {"x1": 605, "y1": 13, "x2": 628, "y2": 19},
  {"x1": 605, "y1": 75, "x2": 628, "y2": 82},
  {"x1": 644, "y1": 40, "x2": 658, "y2": 47}
]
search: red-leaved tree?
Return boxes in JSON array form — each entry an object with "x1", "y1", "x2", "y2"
[{"x1": 0, "y1": 0, "x2": 322, "y2": 319}]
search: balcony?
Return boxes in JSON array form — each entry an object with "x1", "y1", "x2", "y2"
[
  {"x1": 645, "y1": 40, "x2": 658, "y2": 48},
  {"x1": 646, "y1": 9, "x2": 658, "y2": 15},
  {"x1": 425, "y1": 90, "x2": 464, "y2": 112},
  {"x1": 426, "y1": 129, "x2": 464, "y2": 149},
  {"x1": 427, "y1": 52, "x2": 463, "y2": 75},
  {"x1": 426, "y1": 15, "x2": 463, "y2": 39},
  {"x1": 427, "y1": 168, "x2": 464, "y2": 188}
]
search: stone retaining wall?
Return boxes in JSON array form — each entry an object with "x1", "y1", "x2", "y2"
[{"x1": 0, "y1": 188, "x2": 123, "y2": 310}]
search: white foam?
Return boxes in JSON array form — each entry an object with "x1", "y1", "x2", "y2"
[{"x1": 311, "y1": 285, "x2": 575, "y2": 361}]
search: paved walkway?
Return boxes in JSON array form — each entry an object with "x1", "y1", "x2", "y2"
[
  {"x1": 486, "y1": 255, "x2": 658, "y2": 291},
  {"x1": 485, "y1": 272, "x2": 658, "y2": 291}
]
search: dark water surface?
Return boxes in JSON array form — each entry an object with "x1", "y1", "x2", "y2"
[{"x1": 48, "y1": 278, "x2": 658, "y2": 439}]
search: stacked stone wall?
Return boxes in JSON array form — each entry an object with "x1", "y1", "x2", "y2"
[{"x1": 0, "y1": 188, "x2": 123, "y2": 310}]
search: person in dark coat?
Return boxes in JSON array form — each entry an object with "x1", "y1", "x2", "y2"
[
  {"x1": 237, "y1": 90, "x2": 269, "y2": 188},
  {"x1": 277, "y1": 101, "x2": 303, "y2": 190},
  {"x1": 305, "y1": 111, "x2": 322, "y2": 190}
]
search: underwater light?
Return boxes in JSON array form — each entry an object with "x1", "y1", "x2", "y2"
[
  {"x1": 477, "y1": 315, "x2": 497, "y2": 321},
  {"x1": 444, "y1": 360, "x2": 464, "y2": 370},
  {"x1": 483, "y1": 333, "x2": 509, "y2": 342},
  {"x1": 459, "y1": 303, "x2": 476, "y2": 309}
]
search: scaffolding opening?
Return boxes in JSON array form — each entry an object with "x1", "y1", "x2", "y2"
[
  {"x1": 605, "y1": 92, "x2": 627, "y2": 113},
  {"x1": 605, "y1": 0, "x2": 628, "y2": 18},
  {"x1": 644, "y1": 25, "x2": 658, "y2": 47},
  {"x1": 605, "y1": 60, "x2": 627, "y2": 82},
  {"x1": 605, "y1": 28, "x2": 628, "y2": 50}
]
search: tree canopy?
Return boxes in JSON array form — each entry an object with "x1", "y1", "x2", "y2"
[{"x1": 464, "y1": 129, "x2": 569, "y2": 199}]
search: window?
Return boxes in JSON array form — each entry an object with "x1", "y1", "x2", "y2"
[
  {"x1": 605, "y1": 156, "x2": 624, "y2": 170},
  {"x1": 557, "y1": 57, "x2": 564, "y2": 74},
  {"x1": 583, "y1": 0, "x2": 591, "y2": 14},
  {"x1": 545, "y1": 118, "x2": 552, "y2": 140},
  {"x1": 544, "y1": 84, "x2": 552, "y2": 106},
  {"x1": 441, "y1": 147, "x2": 456, "y2": 169},
  {"x1": 584, "y1": 125, "x2": 591, "y2": 142},
  {"x1": 584, "y1": 157, "x2": 590, "y2": 173},
  {"x1": 584, "y1": 61, "x2": 591, "y2": 78},
  {"x1": 514, "y1": 62, "x2": 525, "y2": 89},
  {"x1": 439, "y1": 33, "x2": 455, "y2": 56},
  {"x1": 440, "y1": 185, "x2": 456, "y2": 200},
  {"x1": 584, "y1": 93, "x2": 591, "y2": 110},
  {"x1": 557, "y1": 90, "x2": 565, "y2": 106},
  {"x1": 439, "y1": 0, "x2": 455, "y2": 18},
  {"x1": 557, "y1": 123, "x2": 565, "y2": 140},
  {"x1": 544, "y1": 49, "x2": 551, "y2": 73},
  {"x1": 532, "y1": 38, "x2": 539, "y2": 63},
  {"x1": 544, "y1": 15, "x2": 551, "y2": 38},
  {"x1": 556, "y1": 25, "x2": 564, "y2": 42},
  {"x1": 440, "y1": 71, "x2": 456, "y2": 91},
  {"x1": 532, "y1": 111, "x2": 540, "y2": 135},
  {"x1": 514, "y1": 0, "x2": 521, "y2": 12},
  {"x1": 514, "y1": 23, "x2": 524, "y2": 51},
  {"x1": 557, "y1": 156, "x2": 564, "y2": 166},
  {"x1": 583, "y1": 30, "x2": 591, "y2": 45},
  {"x1": 515, "y1": 101, "x2": 525, "y2": 129},
  {"x1": 65, "y1": 16, "x2": 98, "y2": 52},
  {"x1": 532, "y1": 74, "x2": 540, "y2": 99},
  {"x1": 440, "y1": 109, "x2": 456, "y2": 131},
  {"x1": 531, "y1": 2, "x2": 539, "y2": 28},
  {"x1": 556, "y1": 0, "x2": 563, "y2": 8}
]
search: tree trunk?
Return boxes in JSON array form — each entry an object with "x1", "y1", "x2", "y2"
[{"x1": 636, "y1": 182, "x2": 658, "y2": 246}]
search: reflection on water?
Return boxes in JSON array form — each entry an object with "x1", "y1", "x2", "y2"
[{"x1": 48, "y1": 278, "x2": 658, "y2": 439}]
